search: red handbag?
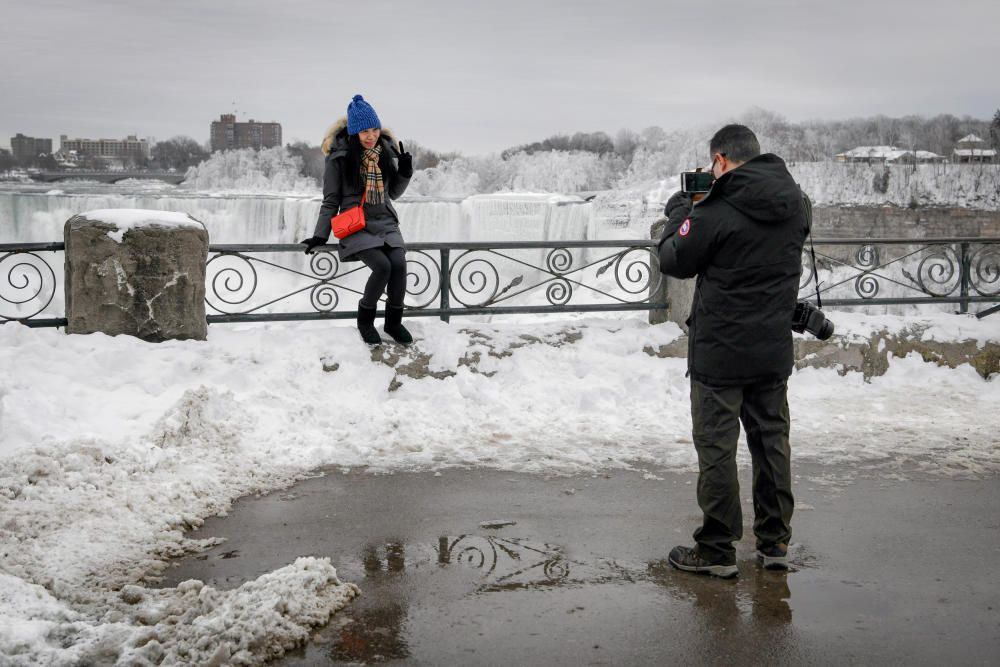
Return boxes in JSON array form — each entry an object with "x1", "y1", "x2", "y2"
[{"x1": 331, "y1": 191, "x2": 366, "y2": 239}]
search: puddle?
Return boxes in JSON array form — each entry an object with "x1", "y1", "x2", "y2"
[
  {"x1": 275, "y1": 532, "x2": 813, "y2": 664},
  {"x1": 161, "y1": 466, "x2": 1000, "y2": 665}
]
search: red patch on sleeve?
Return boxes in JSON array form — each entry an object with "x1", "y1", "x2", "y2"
[{"x1": 679, "y1": 218, "x2": 691, "y2": 236}]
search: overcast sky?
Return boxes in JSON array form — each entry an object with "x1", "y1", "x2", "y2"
[{"x1": 2, "y1": 0, "x2": 998, "y2": 155}]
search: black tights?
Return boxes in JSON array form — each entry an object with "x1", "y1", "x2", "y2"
[{"x1": 356, "y1": 245, "x2": 407, "y2": 309}]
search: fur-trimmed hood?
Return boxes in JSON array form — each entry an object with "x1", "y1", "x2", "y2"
[{"x1": 321, "y1": 116, "x2": 400, "y2": 156}]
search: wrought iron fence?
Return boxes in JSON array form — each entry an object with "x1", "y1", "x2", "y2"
[
  {"x1": 204, "y1": 240, "x2": 664, "y2": 323},
  {"x1": 800, "y1": 237, "x2": 1000, "y2": 317},
  {"x1": 3, "y1": 237, "x2": 999, "y2": 328}
]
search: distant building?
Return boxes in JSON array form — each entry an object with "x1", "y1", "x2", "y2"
[
  {"x1": 10, "y1": 133, "x2": 53, "y2": 161},
  {"x1": 952, "y1": 134, "x2": 996, "y2": 164},
  {"x1": 910, "y1": 150, "x2": 948, "y2": 164},
  {"x1": 210, "y1": 114, "x2": 282, "y2": 152},
  {"x1": 835, "y1": 145, "x2": 945, "y2": 164},
  {"x1": 59, "y1": 134, "x2": 151, "y2": 160}
]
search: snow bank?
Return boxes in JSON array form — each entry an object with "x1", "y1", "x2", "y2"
[
  {"x1": 1, "y1": 314, "x2": 998, "y2": 662},
  {"x1": 1, "y1": 559, "x2": 357, "y2": 666},
  {"x1": 0, "y1": 366, "x2": 358, "y2": 665}
]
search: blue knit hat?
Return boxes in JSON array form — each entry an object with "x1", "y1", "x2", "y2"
[{"x1": 346, "y1": 94, "x2": 381, "y2": 135}]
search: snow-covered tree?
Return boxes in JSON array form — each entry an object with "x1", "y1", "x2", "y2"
[{"x1": 182, "y1": 147, "x2": 316, "y2": 193}]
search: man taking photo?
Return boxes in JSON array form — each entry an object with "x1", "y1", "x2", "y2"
[{"x1": 657, "y1": 124, "x2": 809, "y2": 578}]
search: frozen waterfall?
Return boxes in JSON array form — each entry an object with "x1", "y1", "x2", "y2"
[{"x1": 0, "y1": 185, "x2": 643, "y2": 245}]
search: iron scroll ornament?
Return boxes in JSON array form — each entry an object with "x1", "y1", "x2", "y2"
[
  {"x1": 544, "y1": 247, "x2": 574, "y2": 306},
  {"x1": 610, "y1": 247, "x2": 659, "y2": 296},
  {"x1": 401, "y1": 250, "x2": 441, "y2": 309},
  {"x1": 854, "y1": 244, "x2": 881, "y2": 299},
  {"x1": 968, "y1": 244, "x2": 1000, "y2": 296},
  {"x1": 914, "y1": 244, "x2": 961, "y2": 297},
  {"x1": 0, "y1": 251, "x2": 57, "y2": 320},
  {"x1": 307, "y1": 252, "x2": 340, "y2": 312},
  {"x1": 205, "y1": 252, "x2": 259, "y2": 314},
  {"x1": 450, "y1": 249, "x2": 504, "y2": 307}
]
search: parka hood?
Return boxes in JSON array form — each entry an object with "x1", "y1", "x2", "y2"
[
  {"x1": 707, "y1": 153, "x2": 803, "y2": 224},
  {"x1": 321, "y1": 116, "x2": 399, "y2": 157}
]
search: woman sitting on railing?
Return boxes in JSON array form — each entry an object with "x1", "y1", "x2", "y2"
[{"x1": 301, "y1": 94, "x2": 414, "y2": 345}]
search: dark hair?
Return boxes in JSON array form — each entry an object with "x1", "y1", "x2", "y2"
[
  {"x1": 709, "y1": 124, "x2": 761, "y2": 164},
  {"x1": 344, "y1": 134, "x2": 363, "y2": 190}
]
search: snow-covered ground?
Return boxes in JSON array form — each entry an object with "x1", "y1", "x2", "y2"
[{"x1": 2, "y1": 312, "x2": 998, "y2": 664}]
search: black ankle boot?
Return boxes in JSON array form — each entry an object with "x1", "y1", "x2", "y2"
[
  {"x1": 383, "y1": 305, "x2": 413, "y2": 344},
  {"x1": 357, "y1": 305, "x2": 382, "y2": 345}
]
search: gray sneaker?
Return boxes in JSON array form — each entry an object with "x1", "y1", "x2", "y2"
[
  {"x1": 668, "y1": 545, "x2": 738, "y2": 578},
  {"x1": 756, "y1": 543, "x2": 789, "y2": 570}
]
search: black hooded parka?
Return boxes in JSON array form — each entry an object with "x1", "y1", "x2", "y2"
[{"x1": 657, "y1": 154, "x2": 809, "y2": 385}]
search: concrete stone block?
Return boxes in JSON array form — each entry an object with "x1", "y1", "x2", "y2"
[{"x1": 64, "y1": 210, "x2": 208, "y2": 341}]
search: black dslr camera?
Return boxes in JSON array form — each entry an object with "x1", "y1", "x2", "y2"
[{"x1": 792, "y1": 301, "x2": 834, "y2": 340}]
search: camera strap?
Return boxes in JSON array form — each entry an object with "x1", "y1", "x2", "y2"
[
  {"x1": 801, "y1": 191, "x2": 823, "y2": 309},
  {"x1": 809, "y1": 235, "x2": 822, "y2": 309}
]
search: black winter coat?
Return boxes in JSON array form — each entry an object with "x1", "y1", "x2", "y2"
[
  {"x1": 657, "y1": 154, "x2": 809, "y2": 385},
  {"x1": 311, "y1": 121, "x2": 412, "y2": 261}
]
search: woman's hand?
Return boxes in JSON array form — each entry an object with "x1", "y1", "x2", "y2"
[
  {"x1": 397, "y1": 141, "x2": 414, "y2": 178},
  {"x1": 300, "y1": 236, "x2": 326, "y2": 254}
]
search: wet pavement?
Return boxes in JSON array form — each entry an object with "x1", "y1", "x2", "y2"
[{"x1": 162, "y1": 465, "x2": 1000, "y2": 665}]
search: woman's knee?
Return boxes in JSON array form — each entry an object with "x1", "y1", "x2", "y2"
[
  {"x1": 360, "y1": 251, "x2": 391, "y2": 278},
  {"x1": 388, "y1": 251, "x2": 407, "y2": 273}
]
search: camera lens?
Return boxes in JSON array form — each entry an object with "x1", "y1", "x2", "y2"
[{"x1": 816, "y1": 318, "x2": 834, "y2": 340}]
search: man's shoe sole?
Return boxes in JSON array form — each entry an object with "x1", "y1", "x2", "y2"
[
  {"x1": 668, "y1": 556, "x2": 738, "y2": 579},
  {"x1": 756, "y1": 550, "x2": 790, "y2": 570}
]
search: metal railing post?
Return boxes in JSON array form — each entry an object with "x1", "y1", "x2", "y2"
[
  {"x1": 959, "y1": 242, "x2": 970, "y2": 314},
  {"x1": 439, "y1": 248, "x2": 451, "y2": 323}
]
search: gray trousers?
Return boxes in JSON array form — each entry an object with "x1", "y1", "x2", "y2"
[{"x1": 690, "y1": 377, "x2": 794, "y2": 563}]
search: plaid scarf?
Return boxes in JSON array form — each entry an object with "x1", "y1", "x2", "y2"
[{"x1": 360, "y1": 144, "x2": 385, "y2": 205}]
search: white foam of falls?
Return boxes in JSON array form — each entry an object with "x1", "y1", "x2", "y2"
[
  {"x1": 0, "y1": 189, "x2": 604, "y2": 245},
  {"x1": 0, "y1": 190, "x2": 322, "y2": 245}
]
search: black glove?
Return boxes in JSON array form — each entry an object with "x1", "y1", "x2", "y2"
[
  {"x1": 664, "y1": 190, "x2": 694, "y2": 219},
  {"x1": 397, "y1": 141, "x2": 413, "y2": 178},
  {"x1": 300, "y1": 236, "x2": 326, "y2": 254}
]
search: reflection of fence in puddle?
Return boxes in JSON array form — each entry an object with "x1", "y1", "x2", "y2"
[
  {"x1": 359, "y1": 535, "x2": 639, "y2": 592},
  {"x1": 438, "y1": 535, "x2": 637, "y2": 593}
]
